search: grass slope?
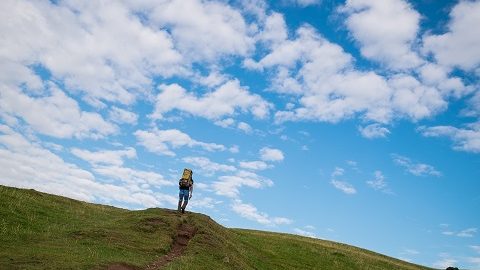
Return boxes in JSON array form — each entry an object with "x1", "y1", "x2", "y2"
[{"x1": 0, "y1": 185, "x2": 434, "y2": 270}]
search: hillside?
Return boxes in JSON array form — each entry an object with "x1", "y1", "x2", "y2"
[{"x1": 0, "y1": 185, "x2": 435, "y2": 270}]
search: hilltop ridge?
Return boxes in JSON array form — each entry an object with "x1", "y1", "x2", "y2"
[{"x1": 0, "y1": 185, "x2": 434, "y2": 269}]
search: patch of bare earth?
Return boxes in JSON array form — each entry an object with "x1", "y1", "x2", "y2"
[
  {"x1": 106, "y1": 263, "x2": 141, "y2": 270},
  {"x1": 145, "y1": 223, "x2": 197, "y2": 270}
]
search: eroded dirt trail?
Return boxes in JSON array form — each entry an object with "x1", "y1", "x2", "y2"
[{"x1": 144, "y1": 223, "x2": 197, "y2": 270}]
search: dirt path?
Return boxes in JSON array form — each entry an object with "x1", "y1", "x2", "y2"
[{"x1": 144, "y1": 223, "x2": 197, "y2": 270}]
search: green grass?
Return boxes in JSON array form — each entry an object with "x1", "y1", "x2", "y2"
[{"x1": 0, "y1": 185, "x2": 435, "y2": 270}]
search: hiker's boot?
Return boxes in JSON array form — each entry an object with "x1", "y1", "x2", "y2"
[{"x1": 181, "y1": 208, "x2": 185, "y2": 214}]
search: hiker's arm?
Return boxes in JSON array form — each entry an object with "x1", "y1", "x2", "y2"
[{"x1": 189, "y1": 185, "x2": 193, "y2": 199}]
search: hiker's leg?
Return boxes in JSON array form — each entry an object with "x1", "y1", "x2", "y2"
[
  {"x1": 178, "y1": 190, "x2": 185, "y2": 211},
  {"x1": 177, "y1": 200, "x2": 182, "y2": 211},
  {"x1": 182, "y1": 197, "x2": 188, "y2": 209}
]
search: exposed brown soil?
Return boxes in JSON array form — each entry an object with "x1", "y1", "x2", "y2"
[
  {"x1": 145, "y1": 223, "x2": 197, "y2": 270},
  {"x1": 106, "y1": 263, "x2": 142, "y2": 270},
  {"x1": 105, "y1": 222, "x2": 197, "y2": 270}
]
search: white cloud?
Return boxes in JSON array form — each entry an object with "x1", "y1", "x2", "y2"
[
  {"x1": 239, "y1": 161, "x2": 270, "y2": 171},
  {"x1": 212, "y1": 170, "x2": 273, "y2": 198},
  {"x1": 93, "y1": 165, "x2": 173, "y2": 187},
  {"x1": 419, "y1": 124, "x2": 480, "y2": 153},
  {"x1": 359, "y1": 124, "x2": 390, "y2": 139},
  {"x1": 340, "y1": 0, "x2": 422, "y2": 70},
  {"x1": 189, "y1": 197, "x2": 222, "y2": 210},
  {"x1": 151, "y1": 80, "x2": 272, "y2": 121},
  {"x1": 433, "y1": 257, "x2": 458, "y2": 269},
  {"x1": 441, "y1": 227, "x2": 477, "y2": 238},
  {"x1": 389, "y1": 74, "x2": 447, "y2": 121},
  {"x1": 71, "y1": 146, "x2": 172, "y2": 188},
  {"x1": 0, "y1": 84, "x2": 117, "y2": 139},
  {"x1": 194, "y1": 182, "x2": 210, "y2": 191},
  {"x1": 257, "y1": 12, "x2": 288, "y2": 46},
  {"x1": 0, "y1": 125, "x2": 173, "y2": 208},
  {"x1": 423, "y1": 1, "x2": 480, "y2": 71},
  {"x1": 182, "y1": 156, "x2": 236, "y2": 176},
  {"x1": 332, "y1": 167, "x2": 345, "y2": 177},
  {"x1": 346, "y1": 160, "x2": 358, "y2": 168},
  {"x1": 237, "y1": 122, "x2": 253, "y2": 134},
  {"x1": 331, "y1": 180, "x2": 357, "y2": 195},
  {"x1": 109, "y1": 107, "x2": 138, "y2": 125},
  {"x1": 214, "y1": 118, "x2": 235, "y2": 128},
  {"x1": 471, "y1": 245, "x2": 480, "y2": 254},
  {"x1": 252, "y1": 16, "x2": 459, "y2": 126},
  {"x1": 258, "y1": 25, "x2": 394, "y2": 123},
  {"x1": 469, "y1": 257, "x2": 480, "y2": 269},
  {"x1": 0, "y1": 0, "x2": 183, "y2": 106},
  {"x1": 260, "y1": 147, "x2": 284, "y2": 162},
  {"x1": 229, "y1": 145, "x2": 240, "y2": 154},
  {"x1": 293, "y1": 228, "x2": 317, "y2": 238},
  {"x1": 135, "y1": 128, "x2": 226, "y2": 156},
  {"x1": 232, "y1": 199, "x2": 292, "y2": 226},
  {"x1": 214, "y1": 119, "x2": 255, "y2": 134},
  {"x1": 457, "y1": 228, "x2": 477, "y2": 238},
  {"x1": 273, "y1": 217, "x2": 293, "y2": 225},
  {"x1": 463, "y1": 91, "x2": 480, "y2": 117},
  {"x1": 140, "y1": 0, "x2": 255, "y2": 62},
  {"x1": 366, "y1": 171, "x2": 392, "y2": 194},
  {"x1": 392, "y1": 154, "x2": 442, "y2": 177},
  {"x1": 71, "y1": 147, "x2": 136, "y2": 166},
  {"x1": 193, "y1": 71, "x2": 228, "y2": 88},
  {"x1": 418, "y1": 63, "x2": 469, "y2": 98}
]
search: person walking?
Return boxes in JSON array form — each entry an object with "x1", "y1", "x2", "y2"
[{"x1": 178, "y1": 168, "x2": 194, "y2": 214}]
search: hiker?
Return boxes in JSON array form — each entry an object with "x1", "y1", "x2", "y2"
[{"x1": 178, "y1": 168, "x2": 194, "y2": 214}]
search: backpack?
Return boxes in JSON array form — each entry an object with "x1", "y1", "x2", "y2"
[{"x1": 179, "y1": 168, "x2": 193, "y2": 188}]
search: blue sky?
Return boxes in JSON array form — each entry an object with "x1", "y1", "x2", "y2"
[{"x1": 0, "y1": 0, "x2": 479, "y2": 268}]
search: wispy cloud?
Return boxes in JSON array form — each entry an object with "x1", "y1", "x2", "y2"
[
  {"x1": 182, "y1": 156, "x2": 236, "y2": 176},
  {"x1": 239, "y1": 160, "x2": 270, "y2": 171},
  {"x1": 0, "y1": 125, "x2": 174, "y2": 208},
  {"x1": 293, "y1": 228, "x2": 317, "y2": 238},
  {"x1": 232, "y1": 199, "x2": 292, "y2": 226},
  {"x1": 366, "y1": 171, "x2": 393, "y2": 194},
  {"x1": 237, "y1": 122, "x2": 253, "y2": 134},
  {"x1": 259, "y1": 147, "x2": 284, "y2": 162},
  {"x1": 330, "y1": 167, "x2": 356, "y2": 194},
  {"x1": 332, "y1": 167, "x2": 345, "y2": 177},
  {"x1": 359, "y1": 124, "x2": 390, "y2": 139},
  {"x1": 211, "y1": 170, "x2": 273, "y2": 198},
  {"x1": 331, "y1": 180, "x2": 357, "y2": 195},
  {"x1": 135, "y1": 128, "x2": 226, "y2": 156},
  {"x1": 150, "y1": 81, "x2": 272, "y2": 120},
  {"x1": 108, "y1": 107, "x2": 138, "y2": 125},
  {"x1": 433, "y1": 257, "x2": 458, "y2": 269},
  {"x1": 457, "y1": 228, "x2": 477, "y2": 238},
  {"x1": 189, "y1": 197, "x2": 222, "y2": 210},
  {"x1": 391, "y1": 154, "x2": 442, "y2": 177},
  {"x1": 418, "y1": 124, "x2": 480, "y2": 153},
  {"x1": 71, "y1": 147, "x2": 137, "y2": 166},
  {"x1": 442, "y1": 227, "x2": 477, "y2": 238},
  {"x1": 0, "y1": 85, "x2": 117, "y2": 139}
]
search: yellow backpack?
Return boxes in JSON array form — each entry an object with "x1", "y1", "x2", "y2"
[{"x1": 179, "y1": 168, "x2": 193, "y2": 188}]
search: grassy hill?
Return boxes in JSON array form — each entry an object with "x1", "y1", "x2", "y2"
[{"x1": 0, "y1": 185, "x2": 435, "y2": 270}]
